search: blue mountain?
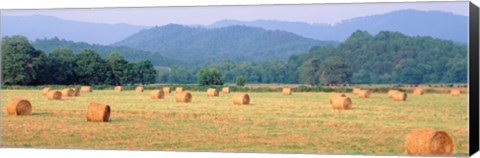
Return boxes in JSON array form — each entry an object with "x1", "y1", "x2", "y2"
[
  {"x1": 209, "y1": 10, "x2": 468, "y2": 43},
  {"x1": 1, "y1": 15, "x2": 148, "y2": 45}
]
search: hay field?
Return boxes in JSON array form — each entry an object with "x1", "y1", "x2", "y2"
[{"x1": 1, "y1": 89, "x2": 469, "y2": 156}]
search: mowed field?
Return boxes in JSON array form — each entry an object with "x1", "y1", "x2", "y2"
[{"x1": 1, "y1": 89, "x2": 469, "y2": 156}]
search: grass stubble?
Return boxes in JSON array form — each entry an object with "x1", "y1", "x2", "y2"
[{"x1": 1, "y1": 89, "x2": 469, "y2": 156}]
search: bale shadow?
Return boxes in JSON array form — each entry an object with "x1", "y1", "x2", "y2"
[
  {"x1": 108, "y1": 118, "x2": 127, "y2": 123},
  {"x1": 31, "y1": 112, "x2": 54, "y2": 116}
]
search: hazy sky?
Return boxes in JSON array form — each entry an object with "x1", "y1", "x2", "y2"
[{"x1": 1, "y1": 1, "x2": 469, "y2": 26}]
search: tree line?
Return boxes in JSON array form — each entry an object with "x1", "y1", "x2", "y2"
[
  {"x1": 156, "y1": 31, "x2": 467, "y2": 85},
  {"x1": 2, "y1": 35, "x2": 157, "y2": 86},
  {"x1": 3, "y1": 30, "x2": 468, "y2": 86}
]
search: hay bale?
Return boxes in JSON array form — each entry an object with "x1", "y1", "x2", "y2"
[
  {"x1": 163, "y1": 87, "x2": 171, "y2": 94},
  {"x1": 114, "y1": 86, "x2": 122, "y2": 92},
  {"x1": 329, "y1": 93, "x2": 346, "y2": 104},
  {"x1": 150, "y1": 90, "x2": 165, "y2": 99},
  {"x1": 405, "y1": 128, "x2": 454, "y2": 156},
  {"x1": 61, "y1": 88, "x2": 75, "y2": 97},
  {"x1": 207, "y1": 88, "x2": 219, "y2": 97},
  {"x1": 331, "y1": 96, "x2": 352, "y2": 110},
  {"x1": 357, "y1": 90, "x2": 371, "y2": 98},
  {"x1": 86, "y1": 102, "x2": 111, "y2": 122},
  {"x1": 282, "y1": 87, "x2": 292, "y2": 95},
  {"x1": 352, "y1": 88, "x2": 361, "y2": 95},
  {"x1": 413, "y1": 88, "x2": 424, "y2": 95},
  {"x1": 388, "y1": 90, "x2": 400, "y2": 98},
  {"x1": 42, "y1": 88, "x2": 52, "y2": 96},
  {"x1": 80, "y1": 86, "x2": 92, "y2": 92},
  {"x1": 135, "y1": 86, "x2": 144, "y2": 92},
  {"x1": 175, "y1": 87, "x2": 184, "y2": 94},
  {"x1": 175, "y1": 91, "x2": 192, "y2": 103},
  {"x1": 6, "y1": 98, "x2": 32, "y2": 115},
  {"x1": 450, "y1": 89, "x2": 460, "y2": 96},
  {"x1": 392, "y1": 91, "x2": 407, "y2": 101},
  {"x1": 222, "y1": 87, "x2": 230, "y2": 93},
  {"x1": 233, "y1": 93, "x2": 250, "y2": 105},
  {"x1": 74, "y1": 88, "x2": 80, "y2": 96},
  {"x1": 46, "y1": 90, "x2": 62, "y2": 100}
]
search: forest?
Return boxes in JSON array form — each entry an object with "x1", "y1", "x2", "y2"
[
  {"x1": 2, "y1": 36, "x2": 157, "y2": 86},
  {"x1": 1, "y1": 30, "x2": 468, "y2": 86},
  {"x1": 32, "y1": 37, "x2": 179, "y2": 67},
  {"x1": 156, "y1": 31, "x2": 467, "y2": 85}
]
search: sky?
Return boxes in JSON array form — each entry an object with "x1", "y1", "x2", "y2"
[{"x1": 1, "y1": 1, "x2": 469, "y2": 26}]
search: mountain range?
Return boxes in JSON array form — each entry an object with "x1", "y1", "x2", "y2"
[
  {"x1": 209, "y1": 10, "x2": 468, "y2": 43},
  {"x1": 112, "y1": 24, "x2": 334, "y2": 66},
  {"x1": 1, "y1": 15, "x2": 149, "y2": 45},
  {"x1": 31, "y1": 37, "x2": 180, "y2": 67},
  {"x1": 2, "y1": 9, "x2": 469, "y2": 67},
  {"x1": 2, "y1": 10, "x2": 468, "y2": 44}
]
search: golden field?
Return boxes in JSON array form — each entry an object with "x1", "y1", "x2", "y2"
[{"x1": 1, "y1": 89, "x2": 469, "y2": 156}]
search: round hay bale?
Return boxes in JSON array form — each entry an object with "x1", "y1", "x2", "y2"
[
  {"x1": 282, "y1": 87, "x2": 292, "y2": 95},
  {"x1": 175, "y1": 87, "x2": 184, "y2": 94},
  {"x1": 150, "y1": 90, "x2": 165, "y2": 99},
  {"x1": 413, "y1": 88, "x2": 424, "y2": 95},
  {"x1": 61, "y1": 88, "x2": 75, "y2": 97},
  {"x1": 80, "y1": 86, "x2": 92, "y2": 92},
  {"x1": 331, "y1": 96, "x2": 352, "y2": 110},
  {"x1": 207, "y1": 88, "x2": 219, "y2": 97},
  {"x1": 42, "y1": 88, "x2": 52, "y2": 96},
  {"x1": 135, "y1": 86, "x2": 144, "y2": 92},
  {"x1": 86, "y1": 102, "x2": 111, "y2": 122},
  {"x1": 46, "y1": 90, "x2": 62, "y2": 100},
  {"x1": 352, "y1": 88, "x2": 361, "y2": 95},
  {"x1": 74, "y1": 88, "x2": 80, "y2": 96},
  {"x1": 114, "y1": 86, "x2": 122, "y2": 92},
  {"x1": 233, "y1": 93, "x2": 250, "y2": 105},
  {"x1": 405, "y1": 128, "x2": 454, "y2": 156},
  {"x1": 388, "y1": 90, "x2": 400, "y2": 98},
  {"x1": 392, "y1": 91, "x2": 407, "y2": 101},
  {"x1": 450, "y1": 89, "x2": 460, "y2": 96},
  {"x1": 357, "y1": 90, "x2": 371, "y2": 98},
  {"x1": 329, "y1": 93, "x2": 346, "y2": 104},
  {"x1": 175, "y1": 91, "x2": 192, "y2": 103},
  {"x1": 6, "y1": 98, "x2": 32, "y2": 115},
  {"x1": 163, "y1": 87, "x2": 171, "y2": 94},
  {"x1": 222, "y1": 87, "x2": 230, "y2": 93}
]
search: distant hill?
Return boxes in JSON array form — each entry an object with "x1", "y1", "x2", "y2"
[
  {"x1": 31, "y1": 37, "x2": 179, "y2": 67},
  {"x1": 2, "y1": 15, "x2": 148, "y2": 45},
  {"x1": 113, "y1": 24, "x2": 336, "y2": 66},
  {"x1": 288, "y1": 30, "x2": 468, "y2": 84},
  {"x1": 209, "y1": 10, "x2": 468, "y2": 43}
]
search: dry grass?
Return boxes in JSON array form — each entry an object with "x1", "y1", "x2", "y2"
[{"x1": 1, "y1": 89, "x2": 469, "y2": 156}]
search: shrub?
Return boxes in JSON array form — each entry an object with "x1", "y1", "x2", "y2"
[{"x1": 235, "y1": 76, "x2": 246, "y2": 87}]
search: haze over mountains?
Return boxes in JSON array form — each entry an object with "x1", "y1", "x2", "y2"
[
  {"x1": 113, "y1": 24, "x2": 334, "y2": 65},
  {"x1": 2, "y1": 15, "x2": 149, "y2": 45},
  {"x1": 1, "y1": 9, "x2": 469, "y2": 67},
  {"x1": 31, "y1": 37, "x2": 180, "y2": 67},
  {"x1": 2, "y1": 10, "x2": 468, "y2": 45},
  {"x1": 209, "y1": 10, "x2": 468, "y2": 43}
]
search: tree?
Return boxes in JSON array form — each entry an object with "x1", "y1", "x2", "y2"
[
  {"x1": 155, "y1": 67, "x2": 171, "y2": 83},
  {"x1": 1, "y1": 35, "x2": 46, "y2": 85},
  {"x1": 132, "y1": 60, "x2": 157, "y2": 84},
  {"x1": 168, "y1": 66, "x2": 194, "y2": 84},
  {"x1": 235, "y1": 76, "x2": 246, "y2": 86},
  {"x1": 122, "y1": 62, "x2": 136, "y2": 84},
  {"x1": 299, "y1": 58, "x2": 321, "y2": 85},
  {"x1": 75, "y1": 49, "x2": 107, "y2": 85},
  {"x1": 197, "y1": 67, "x2": 224, "y2": 85},
  {"x1": 48, "y1": 48, "x2": 77, "y2": 84},
  {"x1": 318, "y1": 57, "x2": 352, "y2": 85},
  {"x1": 105, "y1": 52, "x2": 129, "y2": 85}
]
